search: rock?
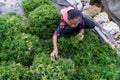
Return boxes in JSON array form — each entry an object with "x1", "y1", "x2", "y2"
[
  {"x1": 82, "y1": 5, "x2": 101, "y2": 18},
  {"x1": 90, "y1": 0, "x2": 101, "y2": 7},
  {"x1": 102, "y1": 21, "x2": 119, "y2": 34},
  {"x1": 113, "y1": 32, "x2": 120, "y2": 39},
  {"x1": 93, "y1": 12, "x2": 110, "y2": 24},
  {"x1": 0, "y1": 0, "x2": 24, "y2": 17},
  {"x1": 0, "y1": 0, "x2": 5, "y2": 6},
  {"x1": 81, "y1": 0, "x2": 90, "y2": 9},
  {"x1": 67, "y1": 0, "x2": 83, "y2": 10}
]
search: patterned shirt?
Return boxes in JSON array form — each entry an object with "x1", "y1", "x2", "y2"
[
  {"x1": 54, "y1": 7, "x2": 85, "y2": 36},
  {"x1": 54, "y1": 15, "x2": 85, "y2": 36}
]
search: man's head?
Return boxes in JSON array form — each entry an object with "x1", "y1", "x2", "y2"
[{"x1": 67, "y1": 9, "x2": 81, "y2": 28}]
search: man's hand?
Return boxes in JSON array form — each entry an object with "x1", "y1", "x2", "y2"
[
  {"x1": 79, "y1": 29, "x2": 84, "y2": 40},
  {"x1": 75, "y1": 33, "x2": 84, "y2": 41},
  {"x1": 50, "y1": 49, "x2": 58, "y2": 58},
  {"x1": 79, "y1": 33, "x2": 84, "y2": 40}
]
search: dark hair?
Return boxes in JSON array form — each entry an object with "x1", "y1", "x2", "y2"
[{"x1": 67, "y1": 9, "x2": 81, "y2": 20}]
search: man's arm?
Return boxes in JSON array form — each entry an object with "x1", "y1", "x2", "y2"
[
  {"x1": 50, "y1": 19, "x2": 65, "y2": 58},
  {"x1": 79, "y1": 15, "x2": 85, "y2": 40},
  {"x1": 50, "y1": 33, "x2": 58, "y2": 58},
  {"x1": 79, "y1": 28, "x2": 84, "y2": 34}
]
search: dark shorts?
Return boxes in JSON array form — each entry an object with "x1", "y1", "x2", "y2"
[{"x1": 63, "y1": 17, "x2": 95, "y2": 34}]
